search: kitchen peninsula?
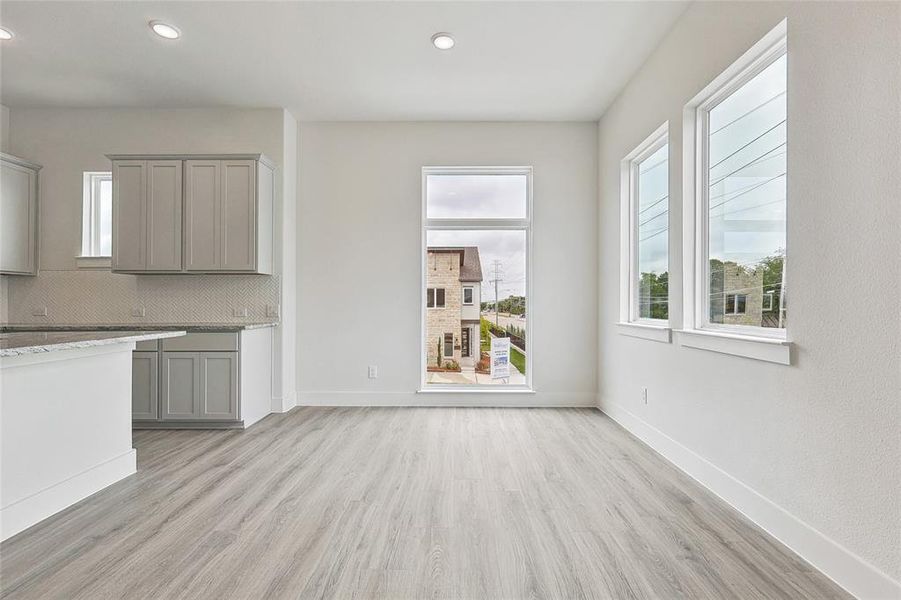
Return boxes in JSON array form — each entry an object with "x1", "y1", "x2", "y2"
[{"x1": 0, "y1": 329, "x2": 185, "y2": 541}]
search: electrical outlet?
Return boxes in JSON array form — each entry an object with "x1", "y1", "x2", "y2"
[
  {"x1": 368, "y1": 366, "x2": 378, "y2": 379},
  {"x1": 31, "y1": 306, "x2": 48, "y2": 317},
  {"x1": 642, "y1": 387, "x2": 648, "y2": 405},
  {"x1": 266, "y1": 304, "x2": 280, "y2": 318},
  {"x1": 233, "y1": 307, "x2": 248, "y2": 318},
  {"x1": 131, "y1": 306, "x2": 146, "y2": 317}
]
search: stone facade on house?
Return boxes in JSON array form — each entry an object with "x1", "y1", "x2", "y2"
[
  {"x1": 426, "y1": 247, "x2": 482, "y2": 368},
  {"x1": 710, "y1": 261, "x2": 764, "y2": 326}
]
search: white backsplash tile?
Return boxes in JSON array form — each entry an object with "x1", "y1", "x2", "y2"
[{"x1": 4, "y1": 270, "x2": 279, "y2": 324}]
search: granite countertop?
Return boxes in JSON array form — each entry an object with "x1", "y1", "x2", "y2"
[
  {"x1": 0, "y1": 330, "x2": 187, "y2": 357},
  {"x1": 0, "y1": 322, "x2": 279, "y2": 333}
]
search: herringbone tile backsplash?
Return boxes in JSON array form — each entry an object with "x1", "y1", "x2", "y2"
[{"x1": 2, "y1": 271, "x2": 279, "y2": 324}]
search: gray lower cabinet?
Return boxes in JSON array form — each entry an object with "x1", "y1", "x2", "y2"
[
  {"x1": 160, "y1": 351, "x2": 238, "y2": 421},
  {"x1": 132, "y1": 351, "x2": 159, "y2": 420}
]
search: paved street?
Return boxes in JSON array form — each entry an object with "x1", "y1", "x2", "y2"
[{"x1": 481, "y1": 311, "x2": 526, "y2": 331}]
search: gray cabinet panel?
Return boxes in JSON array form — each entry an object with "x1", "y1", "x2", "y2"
[
  {"x1": 132, "y1": 351, "x2": 159, "y2": 421},
  {"x1": 161, "y1": 352, "x2": 200, "y2": 420},
  {"x1": 0, "y1": 156, "x2": 39, "y2": 275},
  {"x1": 199, "y1": 353, "x2": 238, "y2": 420},
  {"x1": 112, "y1": 161, "x2": 146, "y2": 271},
  {"x1": 220, "y1": 161, "x2": 256, "y2": 271},
  {"x1": 185, "y1": 160, "x2": 220, "y2": 271},
  {"x1": 146, "y1": 160, "x2": 183, "y2": 271}
]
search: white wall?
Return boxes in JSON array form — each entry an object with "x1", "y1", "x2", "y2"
[
  {"x1": 596, "y1": 2, "x2": 900, "y2": 598},
  {"x1": 298, "y1": 122, "x2": 597, "y2": 406}
]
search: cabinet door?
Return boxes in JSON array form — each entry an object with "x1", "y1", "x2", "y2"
[
  {"x1": 198, "y1": 352, "x2": 238, "y2": 420},
  {"x1": 132, "y1": 351, "x2": 159, "y2": 421},
  {"x1": 185, "y1": 160, "x2": 220, "y2": 271},
  {"x1": 146, "y1": 160, "x2": 183, "y2": 271},
  {"x1": 160, "y1": 352, "x2": 200, "y2": 420},
  {"x1": 112, "y1": 160, "x2": 146, "y2": 271},
  {"x1": 0, "y1": 160, "x2": 37, "y2": 274},
  {"x1": 220, "y1": 160, "x2": 256, "y2": 271}
]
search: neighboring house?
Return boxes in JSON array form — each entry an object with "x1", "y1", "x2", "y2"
[
  {"x1": 710, "y1": 260, "x2": 764, "y2": 326},
  {"x1": 426, "y1": 246, "x2": 482, "y2": 366}
]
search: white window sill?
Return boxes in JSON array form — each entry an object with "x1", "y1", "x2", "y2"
[
  {"x1": 75, "y1": 256, "x2": 111, "y2": 269},
  {"x1": 418, "y1": 387, "x2": 535, "y2": 394},
  {"x1": 616, "y1": 321, "x2": 672, "y2": 343},
  {"x1": 675, "y1": 328, "x2": 791, "y2": 365}
]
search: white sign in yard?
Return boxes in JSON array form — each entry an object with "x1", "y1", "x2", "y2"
[{"x1": 490, "y1": 337, "x2": 511, "y2": 380}]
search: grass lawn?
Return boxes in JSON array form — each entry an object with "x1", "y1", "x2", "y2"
[{"x1": 510, "y1": 346, "x2": 526, "y2": 375}]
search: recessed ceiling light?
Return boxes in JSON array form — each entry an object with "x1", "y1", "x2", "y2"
[
  {"x1": 431, "y1": 32, "x2": 454, "y2": 50},
  {"x1": 0, "y1": 27, "x2": 14, "y2": 41},
  {"x1": 150, "y1": 20, "x2": 180, "y2": 40}
]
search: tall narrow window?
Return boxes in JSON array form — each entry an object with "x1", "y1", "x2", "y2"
[
  {"x1": 422, "y1": 167, "x2": 531, "y2": 389},
  {"x1": 81, "y1": 172, "x2": 112, "y2": 257},
  {"x1": 683, "y1": 21, "x2": 789, "y2": 364},
  {"x1": 703, "y1": 44, "x2": 786, "y2": 333},
  {"x1": 621, "y1": 124, "x2": 669, "y2": 328}
]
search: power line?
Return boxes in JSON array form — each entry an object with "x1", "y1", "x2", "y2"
[
  {"x1": 709, "y1": 119, "x2": 786, "y2": 171},
  {"x1": 710, "y1": 91, "x2": 786, "y2": 136},
  {"x1": 709, "y1": 143, "x2": 785, "y2": 188},
  {"x1": 709, "y1": 172, "x2": 785, "y2": 212},
  {"x1": 637, "y1": 193, "x2": 669, "y2": 216}
]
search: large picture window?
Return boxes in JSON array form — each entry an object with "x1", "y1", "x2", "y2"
[
  {"x1": 422, "y1": 167, "x2": 531, "y2": 389},
  {"x1": 682, "y1": 21, "x2": 789, "y2": 364}
]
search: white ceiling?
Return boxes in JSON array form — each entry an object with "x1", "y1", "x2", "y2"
[{"x1": 0, "y1": 1, "x2": 687, "y2": 121}]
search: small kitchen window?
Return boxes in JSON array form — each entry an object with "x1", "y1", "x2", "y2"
[{"x1": 79, "y1": 171, "x2": 112, "y2": 268}]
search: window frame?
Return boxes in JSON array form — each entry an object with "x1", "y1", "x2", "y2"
[
  {"x1": 420, "y1": 166, "x2": 533, "y2": 392},
  {"x1": 619, "y1": 123, "x2": 671, "y2": 339},
  {"x1": 462, "y1": 286, "x2": 474, "y2": 306},
  {"x1": 680, "y1": 19, "x2": 790, "y2": 365},
  {"x1": 426, "y1": 287, "x2": 446, "y2": 309},
  {"x1": 80, "y1": 171, "x2": 113, "y2": 261}
]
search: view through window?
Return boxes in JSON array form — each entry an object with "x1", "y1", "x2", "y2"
[
  {"x1": 423, "y1": 169, "x2": 530, "y2": 387},
  {"x1": 706, "y1": 52, "x2": 787, "y2": 331},
  {"x1": 82, "y1": 171, "x2": 112, "y2": 257},
  {"x1": 634, "y1": 134, "x2": 669, "y2": 321}
]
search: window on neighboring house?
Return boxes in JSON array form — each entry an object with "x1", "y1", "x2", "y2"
[
  {"x1": 620, "y1": 124, "x2": 669, "y2": 329},
  {"x1": 687, "y1": 23, "x2": 787, "y2": 340},
  {"x1": 427, "y1": 287, "x2": 446, "y2": 309},
  {"x1": 725, "y1": 294, "x2": 748, "y2": 315},
  {"x1": 423, "y1": 166, "x2": 531, "y2": 389},
  {"x1": 81, "y1": 172, "x2": 112, "y2": 258}
]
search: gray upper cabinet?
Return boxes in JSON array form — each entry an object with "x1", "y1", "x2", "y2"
[
  {"x1": 146, "y1": 160, "x2": 183, "y2": 271},
  {"x1": 109, "y1": 153, "x2": 273, "y2": 274},
  {"x1": 112, "y1": 160, "x2": 147, "y2": 271},
  {"x1": 0, "y1": 153, "x2": 41, "y2": 276},
  {"x1": 185, "y1": 160, "x2": 220, "y2": 271}
]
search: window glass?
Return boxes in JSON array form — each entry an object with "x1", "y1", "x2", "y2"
[
  {"x1": 426, "y1": 174, "x2": 527, "y2": 219},
  {"x1": 463, "y1": 287, "x2": 473, "y2": 305},
  {"x1": 98, "y1": 177, "x2": 112, "y2": 256},
  {"x1": 636, "y1": 142, "x2": 668, "y2": 320},
  {"x1": 707, "y1": 53, "x2": 787, "y2": 329}
]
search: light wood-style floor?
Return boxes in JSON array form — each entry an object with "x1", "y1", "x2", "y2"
[{"x1": 1, "y1": 407, "x2": 848, "y2": 599}]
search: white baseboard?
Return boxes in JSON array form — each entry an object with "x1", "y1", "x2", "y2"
[
  {"x1": 271, "y1": 391, "x2": 297, "y2": 413},
  {"x1": 1, "y1": 449, "x2": 136, "y2": 542},
  {"x1": 598, "y1": 397, "x2": 900, "y2": 600},
  {"x1": 297, "y1": 390, "x2": 596, "y2": 408}
]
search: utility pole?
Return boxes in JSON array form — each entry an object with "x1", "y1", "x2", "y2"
[{"x1": 490, "y1": 260, "x2": 503, "y2": 327}]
